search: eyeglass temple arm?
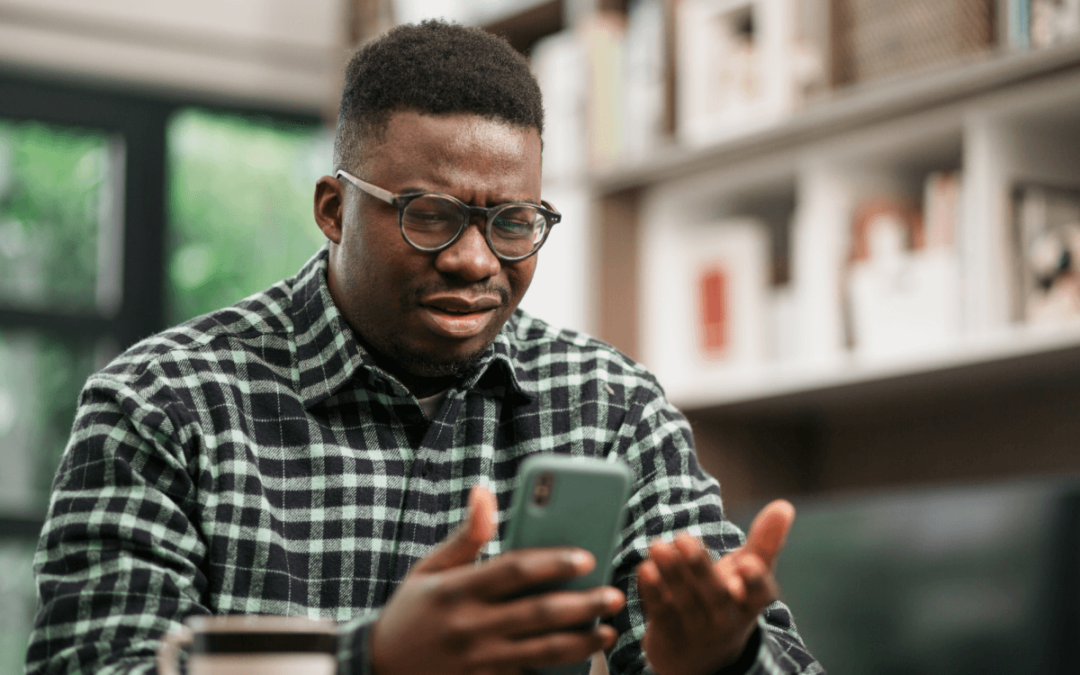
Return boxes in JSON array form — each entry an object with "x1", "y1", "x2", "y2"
[
  {"x1": 542, "y1": 201, "x2": 562, "y2": 223},
  {"x1": 335, "y1": 170, "x2": 396, "y2": 205}
]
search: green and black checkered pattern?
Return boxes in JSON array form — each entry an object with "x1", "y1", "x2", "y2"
[{"x1": 27, "y1": 247, "x2": 820, "y2": 675}]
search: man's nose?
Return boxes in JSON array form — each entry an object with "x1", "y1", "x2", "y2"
[{"x1": 434, "y1": 220, "x2": 501, "y2": 281}]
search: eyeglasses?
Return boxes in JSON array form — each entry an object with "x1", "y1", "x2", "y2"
[{"x1": 335, "y1": 169, "x2": 561, "y2": 262}]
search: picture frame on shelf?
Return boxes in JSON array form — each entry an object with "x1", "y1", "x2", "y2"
[
  {"x1": 643, "y1": 215, "x2": 770, "y2": 396},
  {"x1": 1012, "y1": 183, "x2": 1080, "y2": 326},
  {"x1": 675, "y1": 0, "x2": 795, "y2": 147}
]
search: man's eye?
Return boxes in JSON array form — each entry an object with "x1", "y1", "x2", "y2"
[
  {"x1": 493, "y1": 217, "x2": 532, "y2": 238},
  {"x1": 404, "y1": 209, "x2": 455, "y2": 230},
  {"x1": 410, "y1": 211, "x2": 446, "y2": 222}
]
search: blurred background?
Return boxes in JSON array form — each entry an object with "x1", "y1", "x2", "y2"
[{"x1": 2, "y1": 0, "x2": 1080, "y2": 672}]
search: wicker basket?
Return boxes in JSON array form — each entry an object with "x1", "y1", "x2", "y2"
[{"x1": 831, "y1": 0, "x2": 996, "y2": 86}]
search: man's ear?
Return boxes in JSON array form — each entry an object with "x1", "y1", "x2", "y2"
[{"x1": 314, "y1": 176, "x2": 344, "y2": 244}]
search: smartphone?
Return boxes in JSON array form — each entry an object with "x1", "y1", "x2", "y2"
[{"x1": 504, "y1": 454, "x2": 634, "y2": 675}]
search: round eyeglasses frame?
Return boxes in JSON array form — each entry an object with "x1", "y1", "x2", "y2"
[{"x1": 335, "y1": 169, "x2": 561, "y2": 262}]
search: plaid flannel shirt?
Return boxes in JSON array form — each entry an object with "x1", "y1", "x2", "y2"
[{"x1": 27, "y1": 247, "x2": 821, "y2": 675}]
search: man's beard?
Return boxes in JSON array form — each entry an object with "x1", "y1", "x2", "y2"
[{"x1": 386, "y1": 338, "x2": 489, "y2": 380}]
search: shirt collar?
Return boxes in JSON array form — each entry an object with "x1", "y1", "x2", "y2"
[
  {"x1": 459, "y1": 313, "x2": 537, "y2": 402},
  {"x1": 290, "y1": 247, "x2": 367, "y2": 409},
  {"x1": 290, "y1": 246, "x2": 536, "y2": 409}
]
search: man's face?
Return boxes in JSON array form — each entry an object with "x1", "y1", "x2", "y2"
[{"x1": 316, "y1": 111, "x2": 543, "y2": 390}]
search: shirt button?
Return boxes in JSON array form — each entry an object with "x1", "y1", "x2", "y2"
[{"x1": 422, "y1": 461, "x2": 433, "y2": 478}]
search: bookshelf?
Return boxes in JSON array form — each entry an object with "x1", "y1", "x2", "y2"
[{"x1": 478, "y1": 0, "x2": 1080, "y2": 512}]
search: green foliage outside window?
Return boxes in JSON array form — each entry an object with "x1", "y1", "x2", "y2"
[
  {"x1": 0, "y1": 118, "x2": 113, "y2": 516},
  {"x1": 0, "y1": 119, "x2": 114, "y2": 313},
  {"x1": 0, "y1": 331, "x2": 100, "y2": 515},
  {"x1": 167, "y1": 109, "x2": 331, "y2": 324},
  {"x1": 0, "y1": 540, "x2": 36, "y2": 675},
  {"x1": 0, "y1": 107, "x2": 331, "y2": 675}
]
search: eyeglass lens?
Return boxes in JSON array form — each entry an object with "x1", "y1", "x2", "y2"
[{"x1": 401, "y1": 196, "x2": 547, "y2": 259}]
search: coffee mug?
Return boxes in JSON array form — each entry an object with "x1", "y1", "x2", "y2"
[{"x1": 156, "y1": 615, "x2": 338, "y2": 675}]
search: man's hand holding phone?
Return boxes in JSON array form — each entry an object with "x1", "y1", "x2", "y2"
[
  {"x1": 369, "y1": 486, "x2": 625, "y2": 675},
  {"x1": 636, "y1": 500, "x2": 797, "y2": 675}
]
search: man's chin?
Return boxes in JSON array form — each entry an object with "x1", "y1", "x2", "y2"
[{"x1": 390, "y1": 339, "x2": 492, "y2": 381}]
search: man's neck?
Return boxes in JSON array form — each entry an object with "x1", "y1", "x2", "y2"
[
  {"x1": 355, "y1": 339, "x2": 462, "y2": 399},
  {"x1": 393, "y1": 371, "x2": 460, "y2": 399}
]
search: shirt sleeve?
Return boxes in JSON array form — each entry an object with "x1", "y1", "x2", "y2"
[
  {"x1": 26, "y1": 374, "x2": 207, "y2": 675},
  {"x1": 603, "y1": 378, "x2": 823, "y2": 675},
  {"x1": 25, "y1": 373, "x2": 379, "y2": 675}
]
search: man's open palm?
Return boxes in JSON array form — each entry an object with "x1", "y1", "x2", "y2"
[{"x1": 636, "y1": 500, "x2": 796, "y2": 675}]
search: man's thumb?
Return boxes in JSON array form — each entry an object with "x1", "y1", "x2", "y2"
[
  {"x1": 414, "y1": 484, "x2": 498, "y2": 573},
  {"x1": 744, "y1": 499, "x2": 795, "y2": 571}
]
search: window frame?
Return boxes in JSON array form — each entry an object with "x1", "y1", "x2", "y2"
[{"x1": 0, "y1": 71, "x2": 323, "y2": 531}]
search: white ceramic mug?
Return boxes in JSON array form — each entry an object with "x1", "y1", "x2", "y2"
[{"x1": 156, "y1": 615, "x2": 338, "y2": 675}]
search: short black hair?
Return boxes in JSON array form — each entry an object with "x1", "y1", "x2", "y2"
[{"x1": 334, "y1": 19, "x2": 544, "y2": 170}]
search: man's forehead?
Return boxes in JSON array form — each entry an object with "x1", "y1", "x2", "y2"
[
  {"x1": 351, "y1": 110, "x2": 536, "y2": 169},
  {"x1": 365, "y1": 110, "x2": 541, "y2": 181},
  {"x1": 381, "y1": 109, "x2": 537, "y2": 145}
]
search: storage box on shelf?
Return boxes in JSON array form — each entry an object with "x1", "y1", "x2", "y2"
[{"x1": 831, "y1": 0, "x2": 997, "y2": 87}]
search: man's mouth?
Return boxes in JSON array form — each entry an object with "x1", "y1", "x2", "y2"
[{"x1": 419, "y1": 296, "x2": 502, "y2": 338}]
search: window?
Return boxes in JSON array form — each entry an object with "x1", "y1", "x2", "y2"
[
  {"x1": 167, "y1": 108, "x2": 330, "y2": 323},
  {"x1": 0, "y1": 73, "x2": 327, "y2": 674}
]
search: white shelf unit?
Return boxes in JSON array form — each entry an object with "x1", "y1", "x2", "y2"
[{"x1": 588, "y1": 42, "x2": 1080, "y2": 510}]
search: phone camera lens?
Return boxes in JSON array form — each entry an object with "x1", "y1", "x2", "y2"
[{"x1": 532, "y1": 472, "x2": 554, "y2": 507}]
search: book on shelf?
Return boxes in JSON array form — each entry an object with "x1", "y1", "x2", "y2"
[
  {"x1": 531, "y1": 30, "x2": 589, "y2": 181},
  {"x1": 1012, "y1": 183, "x2": 1080, "y2": 324},
  {"x1": 924, "y1": 170, "x2": 962, "y2": 248},
  {"x1": 582, "y1": 12, "x2": 625, "y2": 170},
  {"x1": 1003, "y1": 0, "x2": 1032, "y2": 49},
  {"x1": 844, "y1": 174, "x2": 963, "y2": 359},
  {"x1": 621, "y1": 0, "x2": 668, "y2": 163},
  {"x1": 531, "y1": 13, "x2": 629, "y2": 177}
]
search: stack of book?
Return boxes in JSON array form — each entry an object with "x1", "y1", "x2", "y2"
[{"x1": 530, "y1": 1, "x2": 670, "y2": 173}]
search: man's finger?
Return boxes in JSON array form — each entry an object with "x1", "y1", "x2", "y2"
[
  {"x1": 715, "y1": 554, "x2": 748, "y2": 603},
  {"x1": 743, "y1": 500, "x2": 795, "y2": 571},
  {"x1": 735, "y1": 554, "x2": 779, "y2": 614},
  {"x1": 488, "y1": 586, "x2": 624, "y2": 638},
  {"x1": 636, "y1": 559, "x2": 676, "y2": 621},
  {"x1": 449, "y1": 546, "x2": 595, "y2": 601},
  {"x1": 651, "y1": 537, "x2": 712, "y2": 622},
  {"x1": 674, "y1": 535, "x2": 736, "y2": 623},
  {"x1": 413, "y1": 484, "x2": 498, "y2": 573},
  {"x1": 483, "y1": 623, "x2": 617, "y2": 670}
]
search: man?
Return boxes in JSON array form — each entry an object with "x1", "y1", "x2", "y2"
[{"x1": 28, "y1": 20, "x2": 821, "y2": 675}]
